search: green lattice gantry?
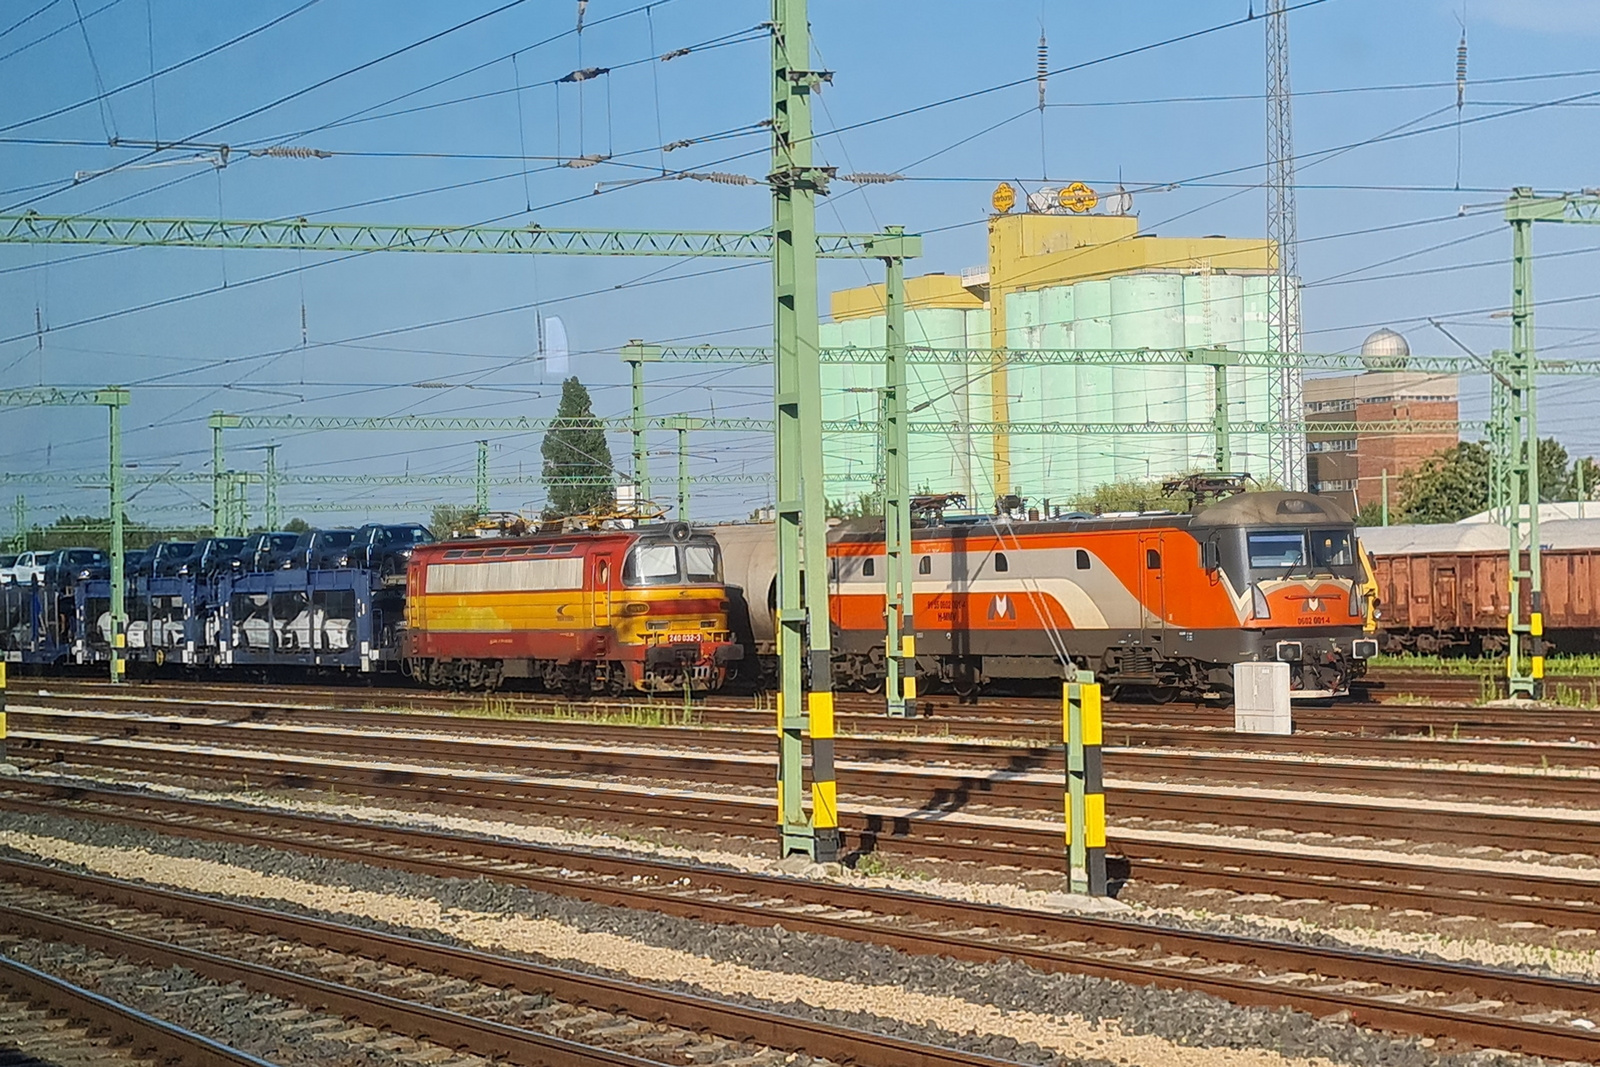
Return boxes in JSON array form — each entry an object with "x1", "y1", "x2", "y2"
[{"x1": 0, "y1": 213, "x2": 911, "y2": 259}]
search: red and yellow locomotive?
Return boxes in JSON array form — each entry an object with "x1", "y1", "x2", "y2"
[{"x1": 403, "y1": 522, "x2": 741, "y2": 693}]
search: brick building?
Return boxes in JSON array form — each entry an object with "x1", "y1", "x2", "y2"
[{"x1": 1304, "y1": 329, "x2": 1458, "y2": 516}]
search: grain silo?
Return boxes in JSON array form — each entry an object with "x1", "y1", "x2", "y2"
[{"x1": 822, "y1": 196, "x2": 1285, "y2": 509}]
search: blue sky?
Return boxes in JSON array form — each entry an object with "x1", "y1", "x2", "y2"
[{"x1": 2, "y1": 0, "x2": 1599, "y2": 525}]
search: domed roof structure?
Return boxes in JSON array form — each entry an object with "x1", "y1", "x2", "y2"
[{"x1": 1360, "y1": 327, "x2": 1410, "y2": 371}]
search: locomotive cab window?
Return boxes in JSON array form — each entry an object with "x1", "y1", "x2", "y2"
[
  {"x1": 622, "y1": 542, "x2": 723, "y2": 586},
  {"x1": 993, "y1": 552, "x2": 1008, "y2": 573},
  {"x1": 1075, "y1": 549, "x2": 1090, "y2": 570},
  {"x1": 683, "y1": 543, "x2": 722, "y2": 583},
  {"x1": 1311, "y1": 529, "x2": 1354, "y2": 568},
  {"x1": 862, "y1": 558, "x2": 875, "y2": 577},
  {"x1": 918, "y1": 555, "x2": 932, "y2": 575},
  {"x1": 1145, "y1": 548, "x2": 1161, "y2": 570},
  {"x1": 1247, "y1": 531, "x2": 1306, "y2": 569},
  {"x1": 624, "y1": 545, "x2": 680, "y2": 585}
]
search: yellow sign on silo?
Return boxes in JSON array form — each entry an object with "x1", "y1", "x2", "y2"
[
  {"x1": 1060, "y1": 181, "x2": 1098, "y2": 213},
  {"x1": 991, "y1": 182, "x2": 1016, "y2": 214}
]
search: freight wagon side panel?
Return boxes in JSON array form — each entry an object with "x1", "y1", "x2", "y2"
[
  {"x1": 1430, "y1": 558, "x2": 1460, "y2": 630},
  {"x1": 1467, "y1": 552, "x2": 1508, "y2": 629},
  {"x1": 1541, "y1": 547, "x2": 1600, "y2": 630},
  {"x1": 1390, "y1": 556, "x2": 1422, "y2": 628}
]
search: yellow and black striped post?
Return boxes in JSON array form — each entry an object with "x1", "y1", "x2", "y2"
[
  {"x1": 1530, "y1": 595, "x2": 1545, "y2": 699},
  {"x1": 0, "y1": 660, "x2": 7, "y2": 764},
  {"x1": 809, "y1": 689, "x2": 840, "y2": 860},
  {"x1": 1064, "y1": 671, "x2": 1107, "y2": 895}
]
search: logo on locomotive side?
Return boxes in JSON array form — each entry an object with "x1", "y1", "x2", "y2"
[{"x1": 988, "y1": 594, "x2": 1016, "y2": 621}]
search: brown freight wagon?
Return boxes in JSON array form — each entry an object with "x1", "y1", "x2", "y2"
[{"x1": 1364, "y1": 523, "x2": 1600, "y2": 655}]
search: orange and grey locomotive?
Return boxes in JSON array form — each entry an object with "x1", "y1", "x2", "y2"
[
  {"x1": 825, "y1": 492, "x2": 1375, "y2": 699},
  {"x1": 403, "y1": 522, "x2": 741, "y2": 693},
  {"x1": 713, "y1": 491, "x2": 1374, "y2": 700}
]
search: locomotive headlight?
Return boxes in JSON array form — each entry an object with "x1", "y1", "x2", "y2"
[
  {"x1": 338, "y1": 555, "x2": 351, "y2": 567},
  {"x1": 1251, "y1": 584, "x2": 1271, "y2": 621}
]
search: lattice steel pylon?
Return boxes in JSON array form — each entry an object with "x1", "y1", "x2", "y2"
[
  {"x1": 1497, "y1": 187, "x2": 1600, "y2": 698},
  {"x1": 1265, "y1": 0, "x2": 1306, "y2": 491}
]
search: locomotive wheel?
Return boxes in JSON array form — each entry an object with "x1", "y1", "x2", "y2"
[
  {"x1": 1147, "y1": 685, "x2": 1179, "y2": 705},
  {"x1": 950, "y1": 661, "x2": 980, "y2": 700},
  {"x1": 606, "y1": 662, "x2": 629, "y2": 697}
]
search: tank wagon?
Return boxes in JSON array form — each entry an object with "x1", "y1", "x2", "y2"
[
  {"x1": 403, "y1": 521, "x2": 742, "y2": 693},
  {"x1": 713, "y1": 491, "x2": 1376, "y2": 700},
  {"x1": 1361, "y1": 519, "x2": 1600, "y2": 656}
]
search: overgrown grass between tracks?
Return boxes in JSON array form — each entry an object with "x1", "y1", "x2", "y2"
[
  {"x1": 411, "y1": 698, "x2": 704, "y2": 728},
  {"x1": 1370, "y1": 653, "x2": 1600, "y2": 676}
]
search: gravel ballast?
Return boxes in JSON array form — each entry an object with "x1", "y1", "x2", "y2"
[
  {"x1": 0, "y1": 804, "x2": 1557, "y2": 1067},
  {"x1": 0, "y1": 935, "x2": 479, "y2": 1067}
]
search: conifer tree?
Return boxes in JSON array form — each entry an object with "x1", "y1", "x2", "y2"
[{"x1": 540, "y1": 376, "x2": 614, "y2": 517}]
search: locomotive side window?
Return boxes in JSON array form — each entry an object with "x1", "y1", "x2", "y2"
[
  {"x1": 862, "y1": 558, "x2": 875, "y2": 577},
  {"x1": 918, "y1": 555, "x2": 931, "y2": 575},
  {"x1": 1075, "y1": 549, "x2": 1090, "y2": 570},
  {"x1": 624, "y1": 545, "x2": 680, "y2": 585},
  {"x1": 994, "y1": 552, "x2": 1009, "y2": 573},
  {"x1": 1145, "y1": 549, "x2": 1161, "y2": 570},
  {"x1": 683, "y1": 544, "x2": 721, "y2": 583},
  {"x1": 1311, "y1": 529, "x2": 1354, "y2": 568},
  {"x1": 1247, "y1": 531, "x2": 1306, "y2": 568}
]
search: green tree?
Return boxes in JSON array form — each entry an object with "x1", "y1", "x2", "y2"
[
  {"x1": 540, "y1": 377, "x2": 614, "y2": 518},
  {"x1": 826, "y1": 490, "x2": 881, "y2": 520},
  {"x1": 429, "y1": 504, "x2": 480, "y2": 538},
  {"x1": 1354, "y1": 500, "x2": 1386, "y2": 527},
  {"x1": 1397, "y1": 438, "x2": 1584, "y2": 524},
  {"x1": 1575, "y1": 456, "x2": 1600, "y2": 501},
  {"x1": 1069, "y1": 478, "x2": 1193, "y2": 515},
  {"x1": 1396, "y1": 442, "x2": 1490, "y2": 523},
  {"x1": 1538, "y1": 438, "x2": 1573, "y2": 502},
  {"x1": 283, "y1": 517, "x2": 311, "y2": 534},
  {"x1": 22, "y1": 514, "x2": 205, "y2": 552}
]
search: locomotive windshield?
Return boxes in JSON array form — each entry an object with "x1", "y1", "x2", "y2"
[
  {"x1": 623, "y1": 540, "x2": 723, "y2": 586},
  {"x1": 1311, "y1": 529, "x2": 1354, "y2": 567},
  {"x1": 1246, "y1": 528, "x2": 1356, "y2": 571},
  {"x1": 1247, "y1": 531, "x2": 1305, "y2": 568}
]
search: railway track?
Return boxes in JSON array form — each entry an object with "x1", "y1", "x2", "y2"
[
  {"x1": 5, "y1": 780, "x2": 1600, "y2": 1059},
  {"x1": 17, "y1": 691, "x2": 1600, "y2": 782},
  {"x1": 14, "y1": 703, "x2": 1600, "y2": 847},
  {"x1": 7, "y1": 721, "x2": 1600, "y2": 929},
  {"x1": 0, "y1": 950, "x2": 277, "y2": 1067},
  {"x1": 17, "y1": 676, "x2": 1600, "y2": 743},
  {"x1": 0, "y1": 855, "x2": 1011, "y2": 1067}
]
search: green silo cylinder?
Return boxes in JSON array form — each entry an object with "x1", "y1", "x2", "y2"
[
  {"x1": 1110, "y1": 274, "x2": 1185, "y2": 483},
  {"x1": 1072, "y1": 280, "x2": 1114, "y2": 492}
]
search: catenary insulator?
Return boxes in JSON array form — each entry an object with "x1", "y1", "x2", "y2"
[{"x1": 1036, "y1": 31, "x2": 1048, "y2": 110}]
